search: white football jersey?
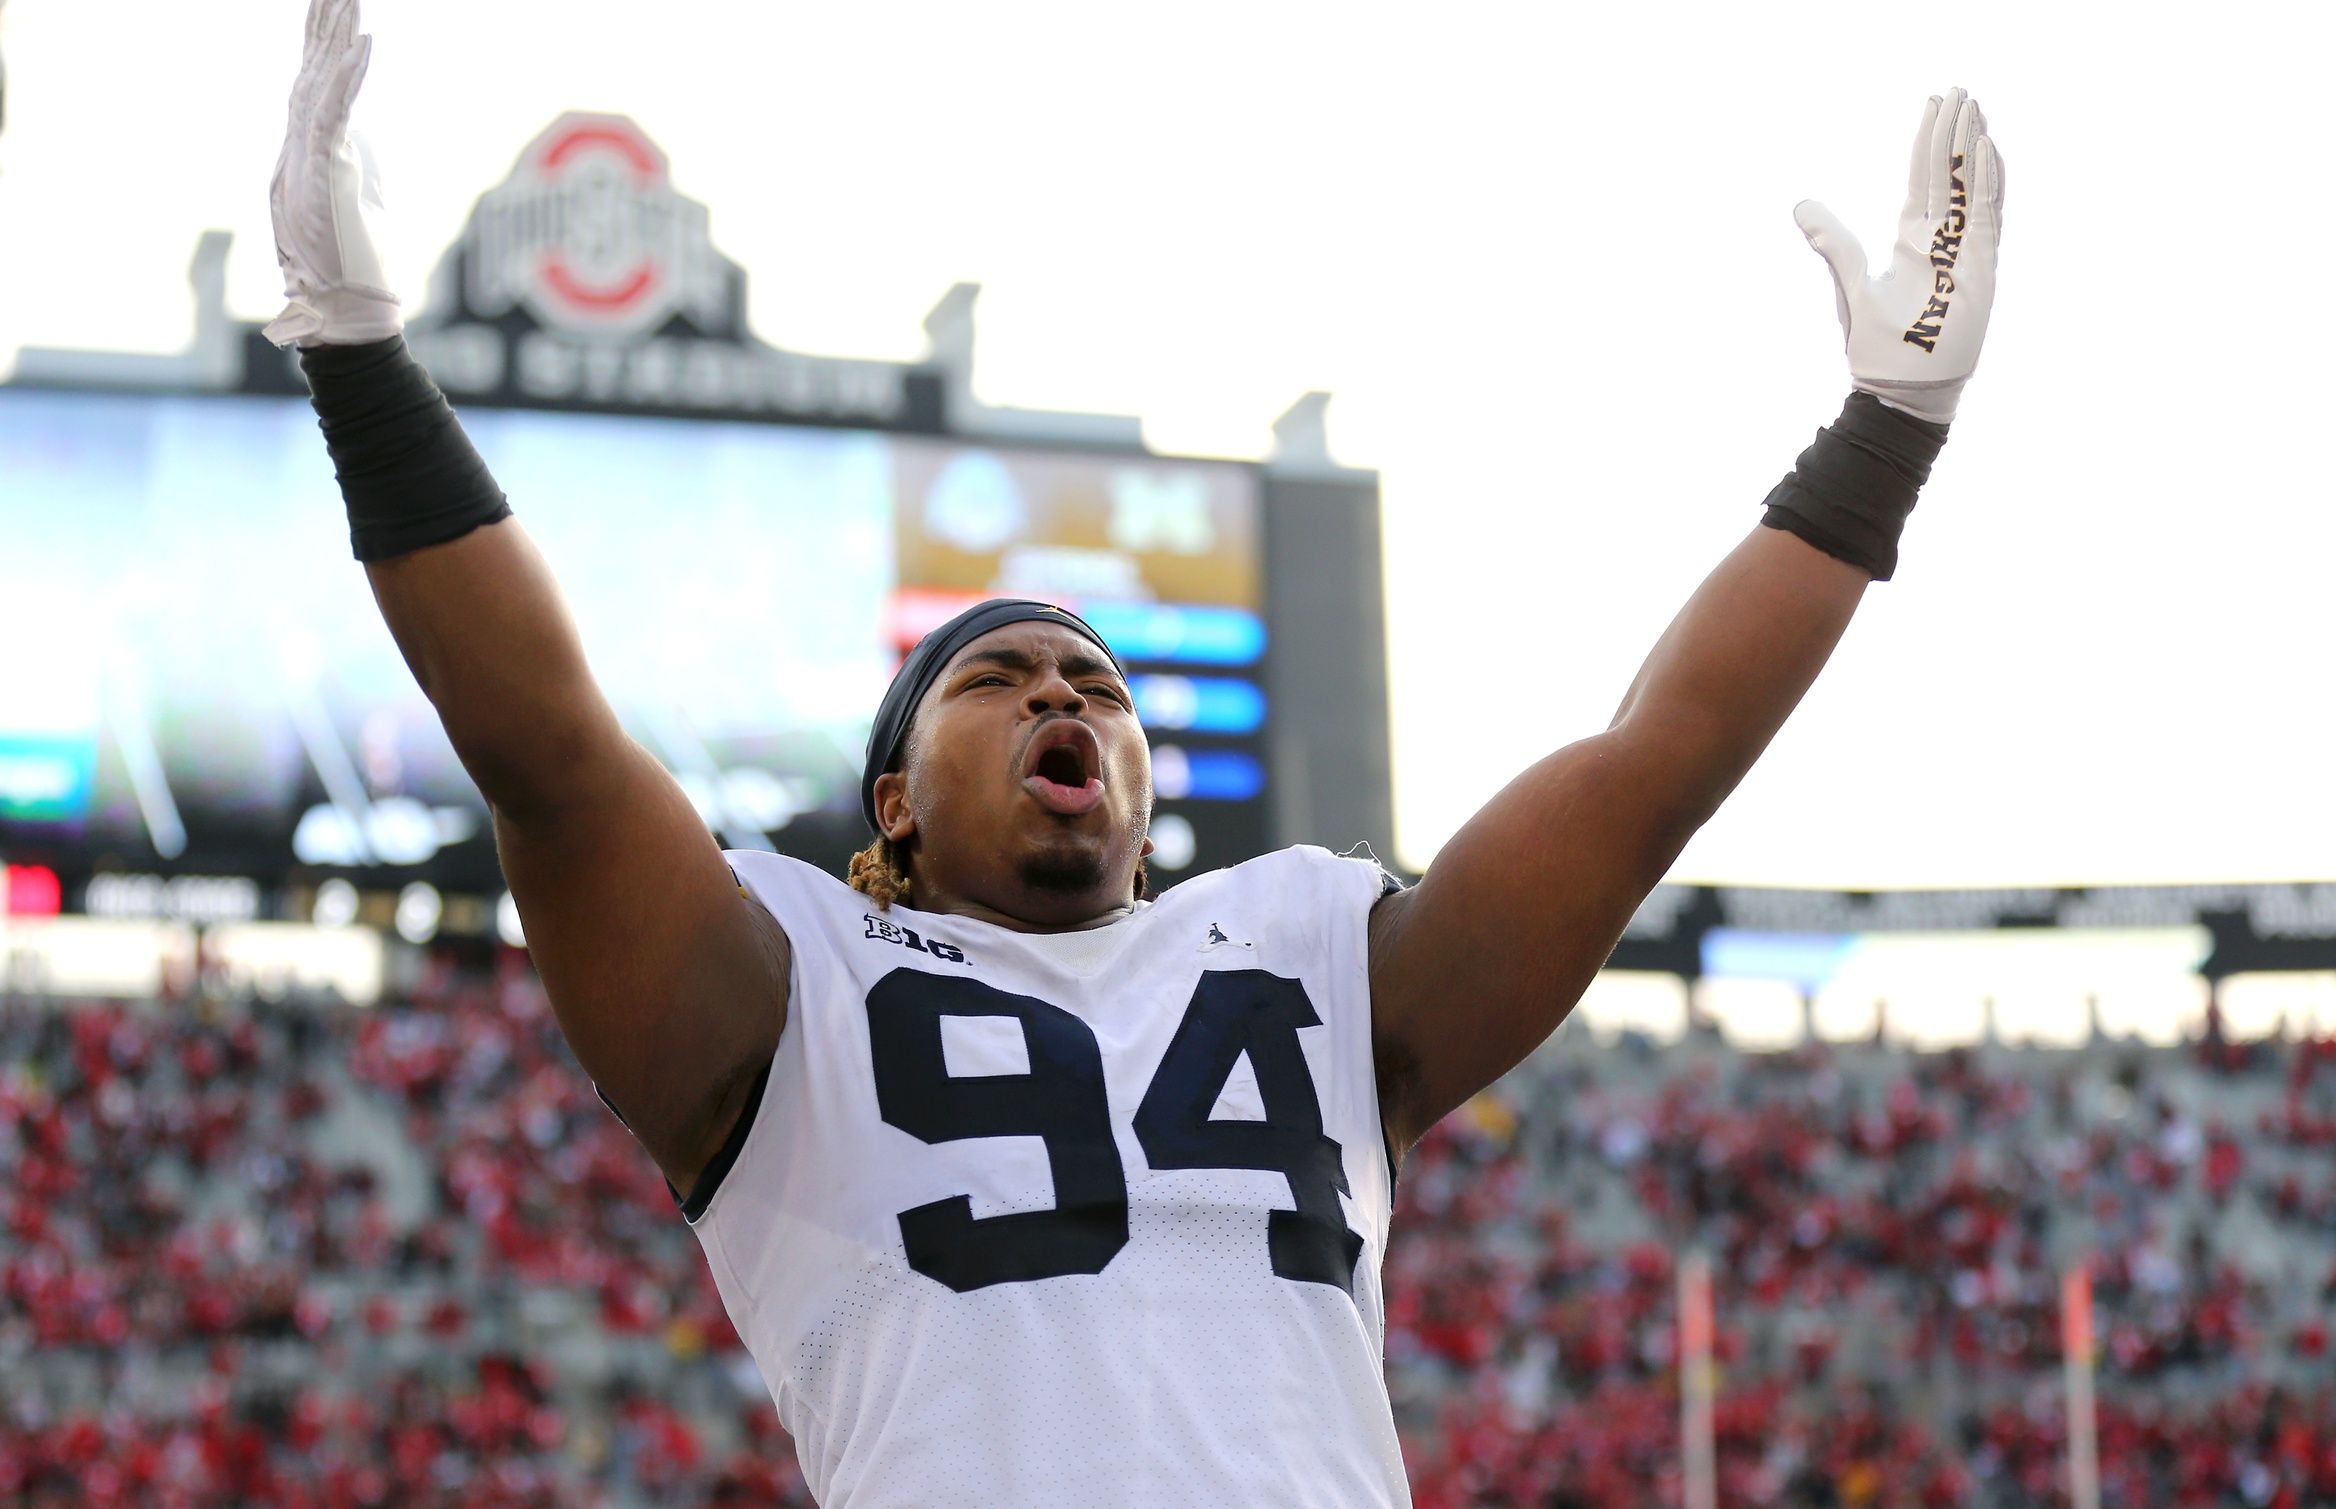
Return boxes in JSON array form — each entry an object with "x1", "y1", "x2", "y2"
[{"x1": 685, "y1": 844, "x2": 1411, "y2": 1509}]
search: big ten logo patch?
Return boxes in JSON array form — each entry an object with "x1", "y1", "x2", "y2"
[{"x1": 864, "y1": 915, "x2": 970, "y2": 965}]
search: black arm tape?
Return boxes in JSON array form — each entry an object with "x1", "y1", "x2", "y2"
[
  {"x1": 299, "y1": 336, "x2": 513, "y2": 564},
  {"x1": 1758, "y1": 391, "x2": 1949, "y2": 582}
]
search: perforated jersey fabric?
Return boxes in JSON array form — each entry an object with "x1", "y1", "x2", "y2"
[{"x1": 689, "y1": 845, "x2": 1412, "y2": 1508}]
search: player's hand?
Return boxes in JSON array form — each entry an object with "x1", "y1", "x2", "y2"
[
  {"x1": 1794, "y1": 88, "x2": 2004, "y2": 424},
  {"x1": 262, "y1": 0, "x2": 400, "y2": 349}
]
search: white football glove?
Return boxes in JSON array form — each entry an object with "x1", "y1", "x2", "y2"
[
  {"x1": 262, "y1": 0, "x2": 400, "y2": 349},
  {"x1": 1794, "y1": 88, "x2": 2004, "y2": 425}
]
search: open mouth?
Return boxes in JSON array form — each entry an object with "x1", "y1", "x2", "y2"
[{"x1": 1020, "y1": 720, "x2": 1105, "y2": 817}]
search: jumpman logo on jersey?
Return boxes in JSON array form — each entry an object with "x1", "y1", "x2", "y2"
[{"x1": 1199, "y1": 922, "x2": 1253, "y2": 954}]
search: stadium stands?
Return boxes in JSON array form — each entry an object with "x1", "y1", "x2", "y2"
[
  {"x1": 1393, "y1": 1020, "x2": 2336, "y2": 1507},
  {"x1": 5, "y1": 964, "x2": 2334, "y2": 1506}
]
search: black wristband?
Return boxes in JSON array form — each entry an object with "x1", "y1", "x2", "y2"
[
  {"x1": 299, "y1": 336, "x2": 513, "y2": 563},
  {"x1": 1758, "y1": 391, "x2": 1949, "y2": 581}
]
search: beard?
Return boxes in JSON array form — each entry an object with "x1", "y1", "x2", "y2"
[{"x1": 1017, "y1": 831, "x2": 1111, "y2": 896}]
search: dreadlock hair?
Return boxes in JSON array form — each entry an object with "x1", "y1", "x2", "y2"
[
  {"x1": 845, "y1": 833, "x2": 1152, "y2": 911},
  {"x1": 846, "y1": 834, "x2": 915, "y2": 910}
]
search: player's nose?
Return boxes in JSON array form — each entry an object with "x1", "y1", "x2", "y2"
[{"x1": 1024, "y1": 662, "x2": 1086, "y2": 716}]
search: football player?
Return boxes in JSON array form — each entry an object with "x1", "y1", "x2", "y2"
[{"x1": 267, "y1": 3, "x2": 2000, "y2": 1502}]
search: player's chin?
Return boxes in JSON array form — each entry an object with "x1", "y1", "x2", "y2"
[{"x1": 1012, "y1": 825, "x2": 1116, "y2": 898}]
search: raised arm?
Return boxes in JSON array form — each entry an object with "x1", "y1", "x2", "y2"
[
  {"x1": 268, "y1": 0, "x2": 787, "y2": 1199},
  {"x1": 1368, "y1": 90, "x2": 2005, "y2": 1153}
]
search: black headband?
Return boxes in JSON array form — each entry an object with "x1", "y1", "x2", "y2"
[{"x1": 860, "y1": 598, "x2": 1124, "y2": 833}]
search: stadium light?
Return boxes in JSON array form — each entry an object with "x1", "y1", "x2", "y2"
[
  {"x1": 394, "y1": 882, "x2": 442, "y2": 944},
  {"x1": 312, "y1": 877, "x2": 360, "y2": 929},
  {"x1": 1147, "y1": 814, "x2": 1197, "y2": 872}
]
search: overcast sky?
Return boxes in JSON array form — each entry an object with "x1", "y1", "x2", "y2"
[{"x1": 2, "y1": 1, "x2": 2329, "y2": 888}]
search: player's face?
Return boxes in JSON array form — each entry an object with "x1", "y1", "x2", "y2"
[{"x1": 878, "y1": 621, "x2": 1153, "y2": 927}]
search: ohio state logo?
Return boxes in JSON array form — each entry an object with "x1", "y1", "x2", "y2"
[{"x1": 463, "y1": 113, "x2": 729, "y2": 338}]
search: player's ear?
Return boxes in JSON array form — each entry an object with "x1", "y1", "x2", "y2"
[
  {"x1": 1138, "y1": 834, "x2": 1155, "y2": 860},
  {"x1": 873, "y1": 771, "x2": 916, "y2": 844}
]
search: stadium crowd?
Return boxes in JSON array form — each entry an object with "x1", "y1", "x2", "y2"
[
  {"x1": 4, "y1": 955, "x2": 2335, "y2": 1507},
  {"x1": 1391, "y1": 1019, "x2": 2336, "y2": 1508}
]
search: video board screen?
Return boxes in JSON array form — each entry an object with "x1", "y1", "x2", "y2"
[{"x1": 0, "y1": 388, "x2": 1268, "y2": 895}]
